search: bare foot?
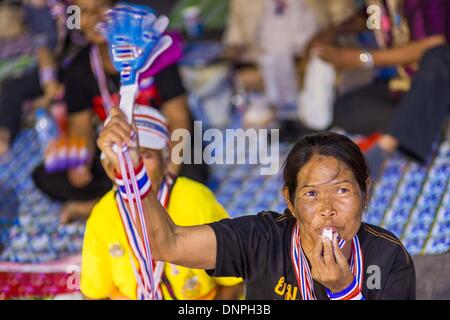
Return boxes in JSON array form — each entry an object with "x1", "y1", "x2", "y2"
[
  {"x1": 0, "y1": 128, "x2": 11, "y2": 156},
  {"x1": 60, "y1": 200, "x2": 97, "y2": 224}
]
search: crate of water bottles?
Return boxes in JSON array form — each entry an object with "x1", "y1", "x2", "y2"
[
  {"x1": 254, "y1": 191, "x2": 277, "y2": 209},
  {"x1": 369, "y1": 157, "x2": 406, "y2": 212},
  {"x1": 414, "y1": 178, "x2": 447, "y2": 222},
  {"x1": 363, "y1": 158, "x2": 403, "y2": 226},
  {"x1": 421, "y1": 189, "x2": 450, "y2": 255},
  {"x1": 402, "y1": 235, "x2": 427, "y2": 256},
  {"x1": 227, "y1": 199, "x2": 252, "y2": 218},
  {"x1": 3, "y1": 214, "x2": 85, "y2": 264},
  {"x1": 383, "y1": 221, "x2": 405, "y2": 239},
  {"x1": 383, "y1": 165, "x2": 426, "y2": 222},
  {"x1": 243, "y1": 175, "x2": 268, "y2": 193}
]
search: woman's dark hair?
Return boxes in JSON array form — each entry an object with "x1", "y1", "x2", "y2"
[{"x1": 283, "y1": 132, "x2": 369, "y2": 204}]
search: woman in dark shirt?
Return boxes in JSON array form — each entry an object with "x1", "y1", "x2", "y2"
[{"x1": 98, "y1": 119, "x2": 416, "y2": 300}]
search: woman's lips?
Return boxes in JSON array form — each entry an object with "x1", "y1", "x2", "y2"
[
  {"x1": 320, "y1": 226, "x2": 338, "y2": 234},
  {"x1": 319, "y1": 226, "x2": 343, "y2": 241}
]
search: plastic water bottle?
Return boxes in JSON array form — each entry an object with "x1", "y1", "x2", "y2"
[
  {"x1": 182, "y1": 6, "x2": 203, "y2": 39},
  {"x1": 35, "y1": 108, "x2": 59, "y2": 150}
]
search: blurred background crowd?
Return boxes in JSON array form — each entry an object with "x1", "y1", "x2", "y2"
[{"x1": 0, "y1": 0, "x2": 448, "y2": 299}]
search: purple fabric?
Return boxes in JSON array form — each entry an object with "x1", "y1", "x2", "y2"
[
  {"x1": 138, "y1": 33, "x2": 183, "y2": 81},
  {"x1": 404, "y1": 0, "x2": 449, "y2": 42}
]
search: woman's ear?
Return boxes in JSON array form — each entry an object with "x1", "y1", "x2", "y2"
[
  {"x1": 364, "y1": 177, "x2": 372, "y2": 206},
  {"x1": 282, "y1": 187, "x2": 295, "y2": 214}
]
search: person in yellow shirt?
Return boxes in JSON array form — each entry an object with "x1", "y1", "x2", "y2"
[{"x1": 80, "y1": 105, "x2": 243, "y2": 300}]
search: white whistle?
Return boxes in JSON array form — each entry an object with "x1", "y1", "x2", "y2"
[{"x1": 322, "y1": 228, "x2": 333, "y2": 241}]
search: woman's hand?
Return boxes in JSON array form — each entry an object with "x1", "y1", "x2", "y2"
[
  {"x1": 97, "y1": 107, "x2": 140, "y2": 172},
  {"x1": 309, "y1": 234, "x2": 354, "y2": 293},
  {"x1": 43, "y1": 80, "x2": 64, "y2": 102},
  {"x1": 33, "y1": 81, "x2": 64, "y2": 108}
]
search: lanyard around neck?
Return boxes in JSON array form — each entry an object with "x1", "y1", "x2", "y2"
[{"x1": 90, "y1": 45, "x2": 115, "y2": 115}]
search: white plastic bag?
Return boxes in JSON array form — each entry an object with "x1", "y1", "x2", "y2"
[
  {"x1": 259, "y1": 51, "x2": 298, "y2": 112},
  {"x1": 298, "y1": 55, "x2": 336, "y2": 130}
]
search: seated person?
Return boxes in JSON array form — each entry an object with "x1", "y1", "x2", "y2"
[
  {"x1": 224, "y1": 0, "x2": 321, "y2": 126},
  {"x1": 309, "y1": 0, "x2": 450, "y2": 178},
  {"x1": 81, "y1": 105, "x2": 243, "y2": 300},
  {"x1": 32, "y1": 0, "x2": 202, "y2": 224},
  {"x1": 223, "y1": 0, "x2": 358, "y2": 127},
  {"x1": 98, "y1": 113, "x2": 416, "y2": 300},
  {"x1": 0, "y1": 0, "x2": 77, "y2": 155}
]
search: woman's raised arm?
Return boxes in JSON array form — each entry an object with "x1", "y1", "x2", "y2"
[{"x1": 97, "y1": 107, "x2": 218, "y2": 270}]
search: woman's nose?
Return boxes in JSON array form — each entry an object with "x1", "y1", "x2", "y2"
[{"x1": 319, "y1": 199, "x2": 336, "y2": 216}]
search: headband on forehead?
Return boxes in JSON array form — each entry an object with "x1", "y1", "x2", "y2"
[
  {"x1": 134, "y1": 104, "x2": 170, "y2": 150},
  {"x1": 101, "y1": 105, "x2": 169, "y2": 162}
]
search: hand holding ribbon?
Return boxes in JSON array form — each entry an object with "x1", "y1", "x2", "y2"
[
  {"x1": 97, "y1": 107, "x2": 140, "y2": 172},
  {"x1": 98, "y1": 2, "x2": 174, "y2": 299}
]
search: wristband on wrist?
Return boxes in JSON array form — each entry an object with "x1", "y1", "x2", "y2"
[
  {"x1": 115, "y1": 159, "x2": 152, "y2": 202},
  {"x1": 325, "y1": 277, "x2": 365, "y2": 300},
  {"x1": 39, "y1": 67, "x2": 57, "y2": 86}
]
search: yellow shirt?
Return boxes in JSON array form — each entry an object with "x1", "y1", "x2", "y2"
[{"x1": 80, "y1": 177, "x2": 242, "y2": 300}]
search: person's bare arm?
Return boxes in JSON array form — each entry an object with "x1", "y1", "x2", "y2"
[
  {"x1": 139, "y1": 189, "x2": 218, "y2": 269},
  {"x1": 316, "y1": 35, "x2": 447, "y2": 69},
  {"x1": 160, "y1": 95, "x2": 191, "y2": 177},
  {"x1": 35, "y1": 47, "x2": 64, "y2": 107},
  {"x1": 69, "y1": 110, "x2": 96, "y2": 160},
  {"x1": 97, "y1": 107, "x2": 218, "y2": 270},
  {"x1": 372, "y1": 35, "x2": 446, "y2": 66},
  {"x1": 307, "y1": 11, "x2": 367, "y2": 51},
  {"x1": 37, "y1": 46, "x2": 56, "y2": 71},
  {"x1": 67, "y1": 110, "x2": 96, "y2": 188},
  {"x1": 222, "y1": 0, "x2": 245, "y2": 56}
]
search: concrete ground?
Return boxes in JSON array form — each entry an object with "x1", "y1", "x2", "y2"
[{"x1": 413, "y1": 251, "x2": 450, "y2": 299}]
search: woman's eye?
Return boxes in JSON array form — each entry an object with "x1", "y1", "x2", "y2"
[
  {"x1": 305, "y1": 191, "x2": 317, "y2": 197},
  {"x1": 338, "y1": 188, "x2": 349, "y2": 194}
]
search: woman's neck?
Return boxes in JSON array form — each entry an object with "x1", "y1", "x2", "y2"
[{"x1": 98, "y1": 43, "x2": 119, "y2": 75}]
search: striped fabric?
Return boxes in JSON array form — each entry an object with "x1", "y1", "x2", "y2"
[{"x1": 291, "y1": 224, "x2": 365, "y2": 300}]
